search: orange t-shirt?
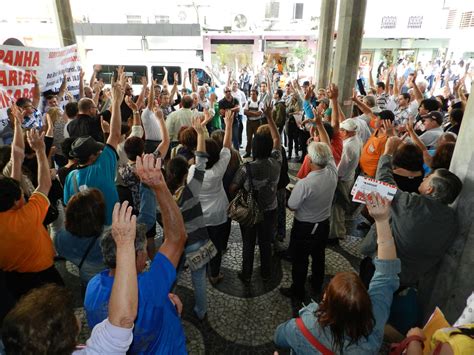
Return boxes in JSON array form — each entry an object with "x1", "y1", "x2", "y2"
[
  {"x1": 297, "y1": 131, "x2": 343, "y2": 179},
  {"x1": 359, "y1": 130, "x2": 388, "y2": 177},
  {"x1": 0, "y1": 192, "x2": 55, "y2": 272}
]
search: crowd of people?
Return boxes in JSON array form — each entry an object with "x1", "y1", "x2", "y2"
[{"x1": 0, "y1": 53, "x2": 473, "y2": 354}]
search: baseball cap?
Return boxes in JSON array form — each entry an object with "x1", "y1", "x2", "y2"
[
  {"x1": 70, "y1": 136, "x2": 104, "y2": 161},
  {"x1": 421, "y1": 111, "x2": 443, "y2": 126},
  {"x1": 340, "y1": 118, "x2": 358, "y2": 132}
]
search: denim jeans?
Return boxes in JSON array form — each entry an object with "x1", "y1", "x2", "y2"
[{"x1": 178, "y1": 239, "x2": 208, "y2": 319}]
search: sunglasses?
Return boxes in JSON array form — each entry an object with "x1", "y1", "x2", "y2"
[{"x1": 225, "y1": 90, "x2": 231, "y2": 93}]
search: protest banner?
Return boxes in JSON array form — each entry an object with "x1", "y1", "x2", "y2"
[{"x1": 0, "y1": 44, "x2": 81, "y2": 131}]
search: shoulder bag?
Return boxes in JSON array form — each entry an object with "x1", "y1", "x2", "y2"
[{"x1": 227, "y1": 162, "x2": 263, "y2": 227}]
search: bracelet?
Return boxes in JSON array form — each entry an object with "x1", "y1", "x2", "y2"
[
  {"x1": 377, "y1": 238, "x2": 395, "y2": 246},
  {"x1": 404, "y1": 335, "x2": 425, "y2": 349},
  {"x1": 133, "y1": 111, "x2": 139, "y2": 115}
]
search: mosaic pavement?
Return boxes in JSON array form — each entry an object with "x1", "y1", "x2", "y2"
[{"x1": 56, "y1": 157, "x2": 374, "y2": 354}]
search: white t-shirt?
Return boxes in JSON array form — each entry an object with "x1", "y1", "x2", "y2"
[
  {"x1": 187, "y1": 147, "x2": 231, "y2": 226},
  {"x1": 141, "y1": 108, "x2": 162, "y2": 141},
  {"x1": 244, "y1": 99, "x2": 264, "y2": 121}
]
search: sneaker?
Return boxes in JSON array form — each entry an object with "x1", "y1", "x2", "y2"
[
  {"x1": 209, "y1": 272, "x2": 224, "y2": 285},
  {"x1": 243, "y1": 153, "x2": 251, "y2": 158}
]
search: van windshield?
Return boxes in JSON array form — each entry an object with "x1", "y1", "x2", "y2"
[
  {"x1": 152, "y1": 66, "x2": 182, "y2": 85},
  {"x1": 95, "y1": 65, "x2": 147, "y2": 84}
]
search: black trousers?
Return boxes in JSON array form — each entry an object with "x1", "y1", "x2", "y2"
[
  {"x1": 286, "y1": 122, "x2": 299, "y2": 157},
  {"x1": 289, "y1": 218, "x2": 330, "y2": 297},
  {"x1": 298, "y1": 129, "x2": 311, "y2": 157},
  {"x1": 207, "y1": 222, "x2": 228, "y2": 277},
  {"x1": 241, "y1": 209, "x2": 277, "y2": 279}
]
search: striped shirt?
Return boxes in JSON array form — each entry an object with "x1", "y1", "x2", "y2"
[{"x1": 157, "y1": 152, "x2": 209, "y2": 245}]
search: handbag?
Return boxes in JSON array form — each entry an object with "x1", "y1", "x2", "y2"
[
  {"x1": 185, "y1": 239, "x2": 217, "y2": 272},
  {"x1": 227, "y1": 162, "x2": 263, "y2": 227}
]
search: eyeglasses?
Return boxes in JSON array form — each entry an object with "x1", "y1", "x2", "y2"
[{"x1": 224, "y1": 90, "x2": 231, "y2": 93}]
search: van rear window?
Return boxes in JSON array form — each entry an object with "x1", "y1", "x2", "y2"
[
  {"x1": 95, "y1": 65, "x2": 147, "y2": 84},
  {"x1": 152, "y1": 66, "x2": 182, "y2": 85}
]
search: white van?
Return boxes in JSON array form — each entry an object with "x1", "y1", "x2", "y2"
[{"x1": 83, "y1": 52, "x2": 224, "y2": 97}]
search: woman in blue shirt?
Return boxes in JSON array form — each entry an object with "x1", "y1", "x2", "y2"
[{"x1": 275, "y1": 192, "x2": 401, "y2": 354}]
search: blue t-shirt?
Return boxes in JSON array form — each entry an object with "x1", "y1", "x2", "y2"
[
  {"x1": 84, "y1": 253, "x2": 187, "y2": 355},
  {"x1": 63, "y1": 144, "x2": 118, "y2": 225}
]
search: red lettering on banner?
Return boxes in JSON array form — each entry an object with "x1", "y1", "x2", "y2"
[
  {"x1": 13, "y1": 51, "x2": 23, "y2": 66},
  {"x1": 8, "y1": 70, "x2": 17, "y2": 86},
  {"x1": 0, "y1": 50, "x2": 40, "y2": 67}
]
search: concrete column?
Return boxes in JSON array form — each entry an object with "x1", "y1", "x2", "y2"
[
  {"x1": 315, "y1": 0, "x2": 337, "y2": 89},
  {"x1": 428, "y1": 87, "x2": 474, "y2": 323},
  {"x1": 54, "y1": 0, "x2": 77, "y2": 46},
  {"x1": 332, "y1": 0, "x2": 367, "y2": 117}
]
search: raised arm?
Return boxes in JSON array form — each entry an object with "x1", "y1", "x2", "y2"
[
  {"x1": 327, "y1": 83, "x2": 340, "y2": 132},
  {"x1": 191, "y1": 70, "x2": 198, "y2": 93},
  {"x1": 125, "y1": 96, "x2": 142, "y2": 127},
  {"x1": 367, "y1": 192, "x2": 396, "y2": 260},
  {"x1": 393, "y1": 72, "x2": 400, "y2": 97},
  {"x1": 108, "y1": 201, "x2": 138, "y2": 328},
  {"x1": 352, "y1": 89, "x2": 378, "y2": 121},
  {"x1": 58, "y1": 73, "x2": 67, "y2": 100},
  {"x1": 411, "y1": 72, "x2": 424, "y2": 105},
  {"x1": 90, "y1": 65, "x2": 99, "y2": 90},
  {"x1": 222, "y1": 110, "x2": 233, "y2": 149},
  {"x1": 10, "y1": 105, "x2": 25, "y2": 181},
  {"x1": 153, "y1": 106, "x2": 170, "y2": 158},
  {"x1": 369, "y1": 65, "x2": 375, "y2": 91},
  {"x1": 79, "y1": 70, "x2": 85, "y2": 99},
  {"x1": 406, "y1": 119, "x2": 432, "y2": 167},
  {"x1": 92, "y1": 81, "x2": 101, "y2": 107},
  {"x1": 162, "y1": 67, "x2": 169, "y2": 89},
  {"x1": 136, "y1": 155, "x2": 186, "y2": 267},
  {"x1": 27, "y1": 130, "x2": 51, "y2": 196},
  {"x1": 226, "y1": 70, "x2": 232, "y2": 89},
  {"x1": 135, "y1": 76, "x2": 147, "y2": 111},
  {"x1": 147, "y1": 79, "x2": 155, "y2": 110},
  {"x1": 313, "y1": 108, "x2": 330, "y2": 146},
  {"x1": 385, "y1": 68, "x2": 391, "y2": 95},
  {"x1": 31, "y1": 74, "x2": 41, "y2": 109},
  {"x1": 107, "y1": 66, "x2": 126, "y2": 149},
  {"x1": 169, "y1": 72, "x2": 179, "y2": 102},
  {"x1": 264, "y1": 105, "x2": 281, "y2": 149}
]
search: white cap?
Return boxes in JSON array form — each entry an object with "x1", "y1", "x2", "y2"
[{"x1": 340, "y1": 118, "x2": 358, "y2": 132}]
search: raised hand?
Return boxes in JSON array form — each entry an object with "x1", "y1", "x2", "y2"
[
  {"x1": 100, "y1": 117, "x2": 110, "y2": 134},
  {"x1": 351, "y1": 88, "x2": 358, "y2": 101},
  {"x1": 125, "y1": 96, "x2": 138, "y2": 111},
  {"x1": 192, "y1": 116, "x2": 205, "y2": 135},
  {"x1": 136, "y1": 154, "x2": 165, "y2": 188},
  {"x1": 328, "y1": 83, "x2": 338, "y2": 100},
  {"x1": 365, "y1": 192, "x2": 391, "y2": 222},
  {"x1": 173, "y1": 72, "x2": 179, "y2": 84},
  {"x1": 141, "y1": 76, "x2": 148, "y2": 87},
  {"x1": 311, "y1": 108, "x2": 322, "y2": 126},
  {"x1": 111, "y1": 201, "x2": 136, "y2": 247},
  {"x1": 381, "y1": 119, "x2": 395, "y2": 137},
  {"x1": 26, "y1": 129, "x2": 46, "y2": 152},
  {"x1": 111, "y1": 66, "x2": 125, "y2": 102},
  {"x1": 223, "y1": 109, "x2": 234, "y2": 127},
  {"x1": 384, "y1": 136, "x2": 403, "y2": 155},
  {"x1": 11, "y1": 104, "x2": 24, "y2": 124}
]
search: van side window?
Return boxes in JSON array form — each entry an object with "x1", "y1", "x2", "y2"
[
  {"x1": 152, "y1": 66, "x2": 181, "y2": 85},
  {"x1": 188, "y1": 68, "x2": 211, "y2": 86},
  {"x1": 95, "y1": 65, "x2": 147, "y2": 84}
]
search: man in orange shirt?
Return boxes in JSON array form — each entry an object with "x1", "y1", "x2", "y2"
[
  {"x1": 352, "y1": 90, "x2": 396, "y2": 177},
  {"x1": 0, "y1": 114, "x2": 63, "y2": 305}
]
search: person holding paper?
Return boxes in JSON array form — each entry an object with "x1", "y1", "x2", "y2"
[
  {"x1": 275, "y1": 192, "x2": 401, "y2": 354},
  {"x1": 360, "y1": 136, "x2": 463, "y2": 318}
]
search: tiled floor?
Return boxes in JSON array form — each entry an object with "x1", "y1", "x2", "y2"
[{"x1": 57, "y1": 156, "x2": 373, "y2": 354}]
